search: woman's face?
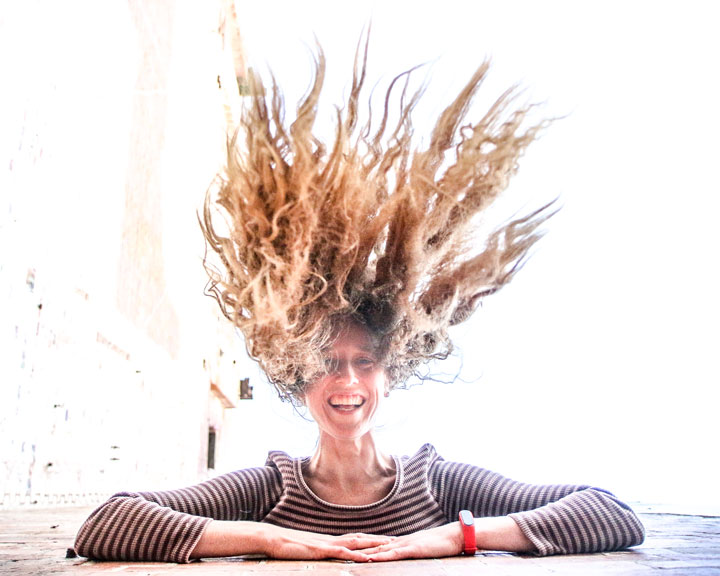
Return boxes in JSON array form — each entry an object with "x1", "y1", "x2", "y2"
[{"x1": 303, "y1": 323, "x2": 388, "y2": 442}]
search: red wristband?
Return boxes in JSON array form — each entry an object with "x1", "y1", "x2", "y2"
[{"x1": 458, "y1": 510, "x2": 477, "y2": 555}]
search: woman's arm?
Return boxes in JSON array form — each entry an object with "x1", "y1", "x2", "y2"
[
  {"x1": 360, "y1": 515, "x2": 534, "y2": 561},
  {"x1": 190, "y1": 520, "x2": 392, "y2": 561},
  {"x1": 429, "y1": 458, "x2": 645, "y2": 556},
  {"x1": 361, "y1": 459, "x2": 644, "y2": 562},
  {"x1": 74, "y1": 466, "x2": 282, "y2": 562}
]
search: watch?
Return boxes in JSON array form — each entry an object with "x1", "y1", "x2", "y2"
[{"x1": 458, "y1": 510, "x2": 477, "y2": 555}]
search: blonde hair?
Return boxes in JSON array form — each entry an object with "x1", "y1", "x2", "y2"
[{"x1": 201, "y1": 38, "x2": 556, "y2": 402}]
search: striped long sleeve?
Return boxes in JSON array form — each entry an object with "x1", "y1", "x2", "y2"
[
  {"x1": 428, "y1": 455, "x2": 645, "y2": 555},
  {"x1": 73, "y1": 466, "x2": 283, "y2": 562}
]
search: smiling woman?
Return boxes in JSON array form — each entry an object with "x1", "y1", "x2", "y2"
[
  {"x1": 305, "y1": 324, "x2": 386, "y2": 439},
  {"x1": 300, "y1": 323, "x2": 395, "y2": 507},
  {"x1": 72, "y1": 34, "x2": 645, "y2": 563}
]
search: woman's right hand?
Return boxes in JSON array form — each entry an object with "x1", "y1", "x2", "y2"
[
  {"x1": 191, "y1": 520, "x2": 394, "y2": 561},
  {"x1": 265, "y1": 525, "x2": 395, "y2": 561}
]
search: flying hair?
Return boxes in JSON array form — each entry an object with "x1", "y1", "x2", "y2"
[{"x1": 200, "y1": 34, "x2": 557, "y2": 403}]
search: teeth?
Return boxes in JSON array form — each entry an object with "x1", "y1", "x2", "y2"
[{"x1": 329, "y1": 394, "x2": 363, "y2": 407}]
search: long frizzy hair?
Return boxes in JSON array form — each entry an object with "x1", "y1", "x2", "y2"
[{"x1": 201, "y1": 36, "x2": 556, "y2": 402}]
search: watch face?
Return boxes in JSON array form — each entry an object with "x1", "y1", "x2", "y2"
[{"x1": 459, "y1": 510, "x2": 474, "y2": 525}]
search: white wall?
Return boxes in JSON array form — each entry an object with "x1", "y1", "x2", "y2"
[
  {"x1": 228, "y1": 0, "x2": 720, "y2": 514},
  {"x1": 0, "y1": 0, "x2": 245, "y2": 505}
]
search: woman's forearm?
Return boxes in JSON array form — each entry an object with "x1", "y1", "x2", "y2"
[
  {"x1": 190, "y1": 521, "x2": 392, "y2": 561},
  {"x1": 190, "y1": 520, "x2": 268, "y2": 558},
  {"x1": 475, "y1": 516, "x2": 535, "y2": 553}
]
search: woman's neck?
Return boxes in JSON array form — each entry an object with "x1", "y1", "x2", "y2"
[{"x1": 302, "y1": 432, "x2": 396, "y2": 505}]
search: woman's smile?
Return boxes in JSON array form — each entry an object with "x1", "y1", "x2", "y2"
[{"x1": 328, "y1": 394, "x2": 366, "y2": 411}]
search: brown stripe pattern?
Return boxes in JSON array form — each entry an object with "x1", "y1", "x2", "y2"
[{"x1": 74, "y1": 444, "x2": 644, "y2": 562}]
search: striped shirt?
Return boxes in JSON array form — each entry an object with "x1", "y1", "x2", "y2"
[{"x1": 73, "y1": 444, "x2": 644, "y2": 562}]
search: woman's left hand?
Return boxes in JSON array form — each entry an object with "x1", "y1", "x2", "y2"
[{"x1": 359, "y1": 523, "x2": 463, "y2": 561}]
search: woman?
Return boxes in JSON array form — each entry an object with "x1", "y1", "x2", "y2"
[{"x1": 74, "y1": 39, "x2": 645, "y2": 562}]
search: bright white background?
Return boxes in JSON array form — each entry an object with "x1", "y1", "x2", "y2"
[{"x1": 227, "y1": 0, "x2": 719, "y2": 514}]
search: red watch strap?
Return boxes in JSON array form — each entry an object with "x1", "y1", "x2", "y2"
[{"x1": 458, "y1": 510, "x2": 477, "y2": 555}]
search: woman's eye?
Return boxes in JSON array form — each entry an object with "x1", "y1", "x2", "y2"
[{"x1": 355, "y1": 357, "x2": 375, "y2": 369}]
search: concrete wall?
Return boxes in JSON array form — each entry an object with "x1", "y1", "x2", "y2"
[{"x1": 0, "y1": 0, "x2": 251, "y2": 507}]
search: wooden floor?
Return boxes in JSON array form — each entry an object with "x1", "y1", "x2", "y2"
[{"x1": 1, "y1": 506, "x2": 719, "y2": 575}]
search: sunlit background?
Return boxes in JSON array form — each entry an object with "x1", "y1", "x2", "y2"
[
  {"x1": 1, "y1": 0, "x2": 717, "y2": 515},
  {"x1": 233, "y1": 0, "x2": 720, "y2": 514}
]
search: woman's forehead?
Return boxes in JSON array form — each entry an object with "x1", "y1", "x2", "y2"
[{"x1": 329, "y1": 322, "x2": 376, "y2": 352}]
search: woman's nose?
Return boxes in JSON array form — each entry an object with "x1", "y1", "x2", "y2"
[{"x1": 336, "y1": 361, "x2": 358, "y2": 385}]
